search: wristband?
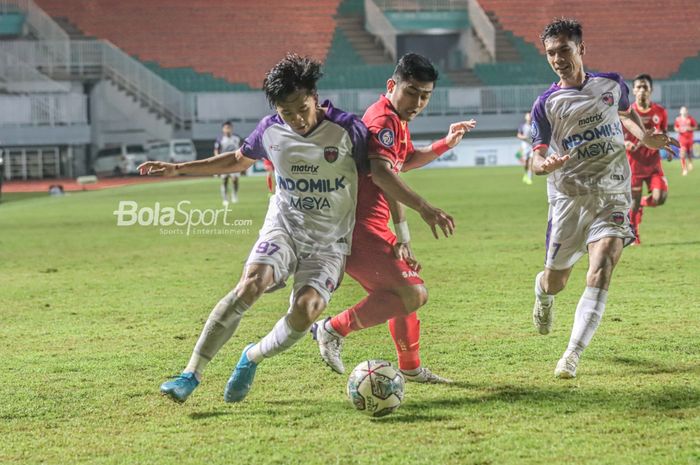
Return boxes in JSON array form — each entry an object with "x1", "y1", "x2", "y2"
[
  {"x1": 394, "y1": 221, "x2": 410, "y2": 243},
  {"x1": 431, "y1": 138, "x2": 450, "y2": 156}
]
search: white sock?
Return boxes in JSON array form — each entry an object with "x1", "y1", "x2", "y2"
[
  {"x1": 247, "y1": 315, "x2": 306, "y2": 364},
  {"x1": 185, "y1": 291, "x2": 250, "y2": 377},
  {"x1": 564, "y1": 287, "x2": 607, "y2": 357},
  {"x1": 535, "y1": 271, "x2": 554, "y2": 305}
]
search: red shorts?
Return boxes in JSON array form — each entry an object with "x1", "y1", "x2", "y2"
[
  {"x1": 631, "y1": 172, "x2": 668, "y2": 193},
  {"x1": 346, "y1": 227, "x2": 424, "y2": 293},
  {"x1": 679, "y1": 138, "x2": 694, "y2": 154}
]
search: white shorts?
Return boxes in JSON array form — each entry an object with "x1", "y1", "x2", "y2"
[
  {"x1": 544, "y1": 193, "x2": 635, "y2": 270},
  {"x1": 244, "y1": 226, "x2": 345, "y2": 304}
]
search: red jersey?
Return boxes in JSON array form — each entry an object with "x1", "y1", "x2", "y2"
[
  {"x1": 356, "y1": 95, "x2": 415, "y2": 236},
  {"x1": 624, "y1": 102, "x2": 667, "y2": 177},
  {"x1": 674, "y1": 115, "x2": 697, "y2": 142}
]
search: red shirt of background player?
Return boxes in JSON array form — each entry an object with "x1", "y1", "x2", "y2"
[{"x1": 624, "y1": 101, "x2": 667, "y2": 178}]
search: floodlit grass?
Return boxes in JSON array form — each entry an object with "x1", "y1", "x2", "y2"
[{"x1": 1, "y1": 167, "x2": 698, "y2": 465}]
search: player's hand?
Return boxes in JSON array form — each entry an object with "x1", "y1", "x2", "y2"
[
  {"x1": 445, "y1": 119, "x2": 477, "y2": 148},
  {"x1": 393, "y1": 242, "x2": 422, "y2": 272},
  {"x1": 540, "y1": 153, "x2": 570, "y2": 173},
  {"x1": 138, "y1": 161, "x2": 178, "y2": 177},
  {"x1": 641, "y1": 131, "x2": 680, "y2": 152},
  {"x1": 419, "y1": 204, "x2": 455, "y2": 239}
]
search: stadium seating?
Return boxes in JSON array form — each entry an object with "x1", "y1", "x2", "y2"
[
  {"x1": 478, "y1": 0, "x2": 700, "y2": 81},
  {"x1": 0, "y1": 12, "x2": 25, "y2": 36}
]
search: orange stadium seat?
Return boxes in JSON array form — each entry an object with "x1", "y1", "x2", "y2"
[{"x1": 478, "y1": 0, "x2": 700, "y2": 80}]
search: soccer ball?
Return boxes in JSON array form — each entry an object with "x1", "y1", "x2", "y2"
[{"x1": 346, "y1": 360, "x2": 405, "y2": 417}]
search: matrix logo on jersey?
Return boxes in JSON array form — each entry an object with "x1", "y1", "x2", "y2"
[
  {"x1": 602, "y1": 92, "x2": 614, "y2": 107},
  {"x1": 562, "y1": 121, "x2": 623, "y2": 152},
  {"x1": 578, "y1": 112, "x2": 603, "y2": 127},
  {"x1": 324, "y1": 146, "x2": 339, "y2": 163},
  {"x1": 378, "y1": 128, "x2": 395, "y2": 148},
  {"x1": 290, "y1": 163, "x2": 319, "y2": 175}
]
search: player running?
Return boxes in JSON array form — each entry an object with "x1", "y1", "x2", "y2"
[
  {"x1": 517, "y1": 112, "x2": 534, "y2": 184},
  {"x1": 529, "y1": 19, "x2": 678, "y2": 378},
  {"x1": 623, "y1": 74, "x2": 670, "y2": 245},
  {"x1": 139, "y1": 54, "x2": 369, "y2": 403},
  {"x1": 674, "y1": 106, "x2": 697, "y2": 176},
  {"x1": 312, "y1": 53, "x2": 476, "y2": 383}
]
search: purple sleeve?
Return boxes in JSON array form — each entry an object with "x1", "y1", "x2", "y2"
[
  {"x1": 240, "y1": 115, "x2": 278, "y2": 160},
  {"x1": 530, "y1": 96, "x2": 552, "y2": 148}
]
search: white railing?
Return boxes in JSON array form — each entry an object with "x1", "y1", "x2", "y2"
[
  {"x1": 193, "y1": 80, "x2": 700, "y2": 122},
  {"x1": 0, "y1": 94, "x2": 87, "y2": 126},
  {"x1": 0, "y1": 40, "x2": 193, "y2": 123},
  {"x1": 372, "y1": 0, "x2": 468, "y2": 10},
  {"x1": 0, "y1": 50, "x2": 70, "y2": 92},
  {"x1": 0, "y1": 0, "x2": 69, "y2": 64},
  {"x1": 467, "y1": 0, "x2": 495, "y2": 62},
  {"x1": 365, "y1": 0, "x2": 398, "y2": 60}
]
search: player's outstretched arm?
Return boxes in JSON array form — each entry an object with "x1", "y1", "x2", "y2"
[
  {"x1": 402, "y1": 119, "x2": 476, "y2": 172},
  {"x1": 370, "y1": 158, "x2": 455, "y2": 238},
  {"x1": 619, "y1": 110, "x2": 679, "y2": 152},
  {"x1": 138, "y1": 149, "x2": 255, "y2": 177},
  {"x1": 532, "y1": 146, "x2": 570, "y2": 175}
]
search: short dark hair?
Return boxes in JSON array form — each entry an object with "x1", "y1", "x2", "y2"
[
  {"x1": 393, "y1": 53, "x2": 439, "y2": 84},
  {"x1": 540, "y1": 18, "x2": 583, "y2": 45},
  {"x1": 262, "y1": 53, "x2": 323, "y2": 107},
  {"x1": 222, "y1": 120, "x2": 232, "y2": 127},
  {"x1": 633, "y1": 73, "x2": 653, "y2": 88}
]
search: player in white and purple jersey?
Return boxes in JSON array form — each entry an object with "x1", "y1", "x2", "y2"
[
  {"x1": 138, "y1": 54, "x2": 368, "y2": 403},
  {"x1": 528, "y1": 19, "x2": 678, "y2": 379},
  {"x1": 213, "y1": 121, "x2": 242, "y2": 205}
]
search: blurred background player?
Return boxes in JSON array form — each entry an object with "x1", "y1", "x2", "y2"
[
  {"x1": 140, "y1": 54, "x2": 368, "y2": 404},
  {"x1": 623, "y1": 74, "x2": 669, "y2": 245},
  {"x1": 214, "y1": 121, "x2": 242, "y2": 205},
  {"x1": 674, "y1": 106, "x2": 697, "y2": 176},
  {"x1": 312, "y1": 53, "x2": 475, "y2": 383},
  {"x1": 517, "y1": 112, "x2": 534, "y2": 184},
  {"x1": 529, "y1": 19, "x2": 677, "y2": 378}
]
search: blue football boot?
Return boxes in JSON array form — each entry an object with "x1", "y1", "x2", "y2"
[
  {"x1": 160, "y1": 372, "x2": 199, "y2": 403},
  {"x1": 224, "y1": 343, "x2": 258, "y2": 403}
]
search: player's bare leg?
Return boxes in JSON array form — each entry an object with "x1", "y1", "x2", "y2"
[
  {"x1": 533, "y1": 267, "x2": 572, "y2": 335},
  {"x1": 630, "y1": 186, "x2": 643, "y2": 245},
  {"x1": 231, "y1": 176, "x2": 239, "y2": 203},
  {"x1": 555, "y1": 237, "x2": 623, "y2": 379},
  {"x1": 680, "y1": 149, "x2": 689, "y2": 176},
  {"x1": 221, "y1": 175, "x2": 231, "y2": 206}
]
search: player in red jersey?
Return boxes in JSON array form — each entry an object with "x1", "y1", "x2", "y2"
[
  {"x1": 623, "y1": 74, "x2": 669, "y2": 245},
  {"x1": 674, "y1": 106, "x2": 697, "y2": 176},
  {"x1": 311, "y1": 53, "x2": 476, "y2": 383}
]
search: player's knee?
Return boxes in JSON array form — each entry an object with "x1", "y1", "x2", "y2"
[
  {"x1": 399, "y1": 285, "x2": 428, "y2": 314},
  {"x1": 292, "y1": 289, "x2": 326, "y2": 327}
]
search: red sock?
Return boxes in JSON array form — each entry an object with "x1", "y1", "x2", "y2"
[
  {"x1": 266, "y1": 174, "x2": 273, "y2": 192},
  {"x1": 389, "y1": 312, "x2": 421, "y2": 370},
  {"x1": 330, "y1": 291, "x2": 407, "y2": 337},
  {"x1": 640, "y1": 195, "x2": 657, "y2": 207}
]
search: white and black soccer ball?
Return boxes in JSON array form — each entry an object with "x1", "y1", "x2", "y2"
[{"x1": 346, "y1": 360, "x2": 405, "y2": 417}]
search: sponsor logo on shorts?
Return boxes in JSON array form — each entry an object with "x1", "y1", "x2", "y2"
[
  {"x1": 611, "y1": 212, "x2": 625, "y2": 225},
  {"x1": 602, "y1": 92, "x2": 614, "y2": 107},
  {"x1": 324, "y1": 146, "x2": 339, "y2": 163},
  {"x1": 402, "y1": 270, "x2": 420, "y2": 279},
  {"x1": 378, "y1": 128, "x2": 395, "y2": 148}
]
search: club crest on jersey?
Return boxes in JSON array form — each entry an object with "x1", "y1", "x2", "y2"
[
  {"x1": 378, "y1": 128, "x2": 395, "y2": 148},
  {"x1": 611, "y1": 212, "x2": 625, "y2": 225},
  {"x1": 602, "y1": 92, "x2": 614, "y2": 107},
  {"x1": 652, "y1": 114, "x2": 660, "y2": 124},
  {"x1": 324, "y1": 146, "x2": 339, "y2": 163}
]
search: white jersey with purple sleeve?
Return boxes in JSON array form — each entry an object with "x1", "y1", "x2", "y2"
[
  {"x1": 214, "y1": 134, "x2": 241, "y2": 154},
  {"x1": 531, "y1": 72, "x2": 632, "y2": 200},
  {"x1": 240, "y1": 100, "x2": 368, "y2": 255}
]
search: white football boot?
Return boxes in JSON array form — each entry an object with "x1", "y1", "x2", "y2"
[
  {"x1": 311, "y1": 317, "x2": 345, "y2": 374},
  {"x1": 554, "y1": 352, "x2": 579, "y2": 379}
]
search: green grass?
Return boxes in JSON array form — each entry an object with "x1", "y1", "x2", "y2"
[{"x1": 1, "y1": 167, "x2": 699, "y2": 465}]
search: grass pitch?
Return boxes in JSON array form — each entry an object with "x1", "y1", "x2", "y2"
[{"x1": 1, "y1": 166, "x2": 698, "y2": 465}]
